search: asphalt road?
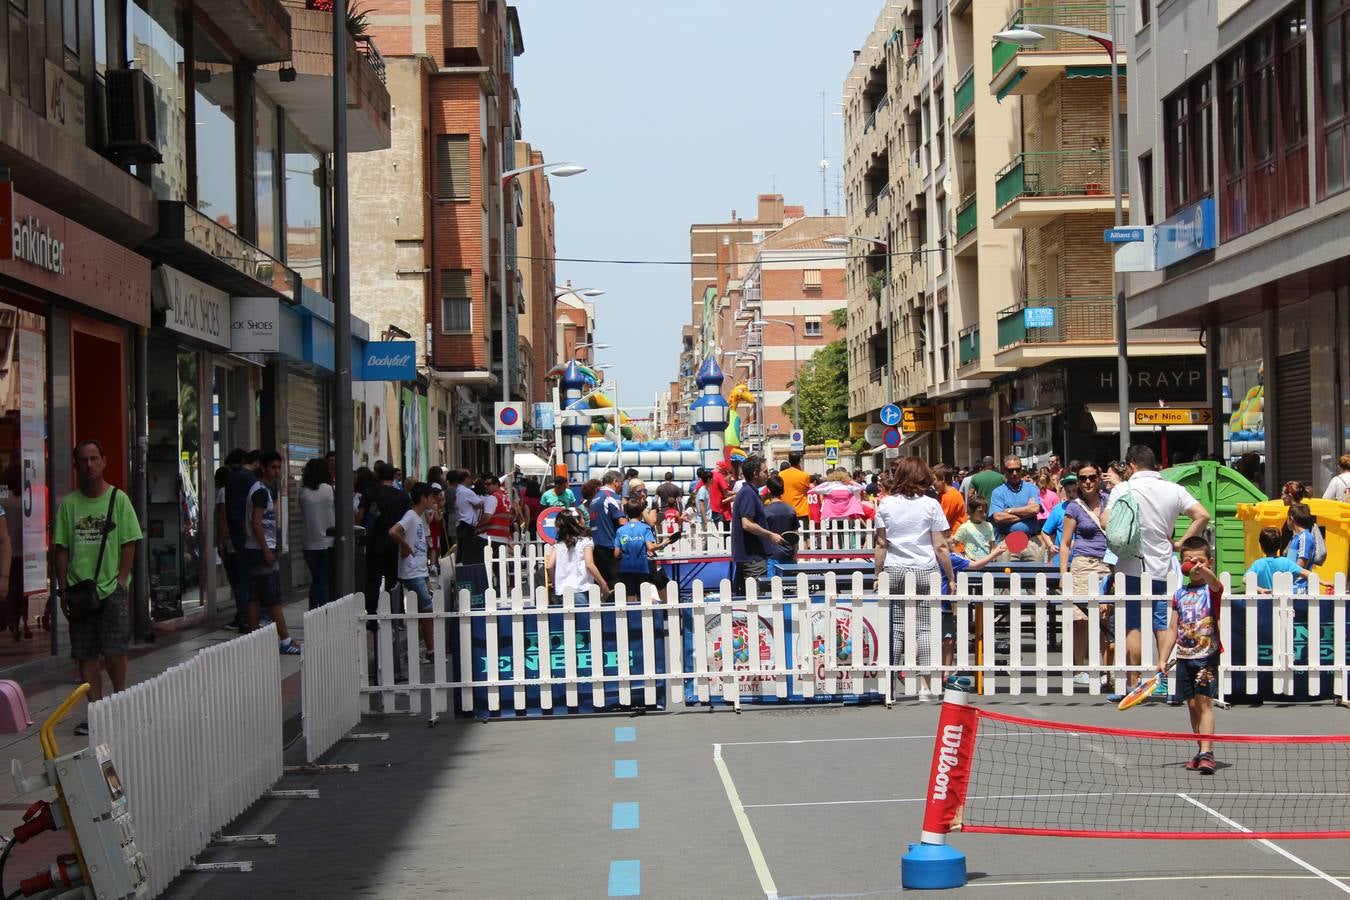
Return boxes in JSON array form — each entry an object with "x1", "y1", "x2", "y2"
[{"x1": 169, "y1": 695, "x2": 1350, "y2": 899}]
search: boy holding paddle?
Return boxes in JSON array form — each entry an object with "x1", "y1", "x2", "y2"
[{"x1": 1156, "y1": 536, "x2": 1222, "y2": 774}]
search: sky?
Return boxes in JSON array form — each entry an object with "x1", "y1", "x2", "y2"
[{"x1": 512, "y1": 0, "x2": 885, "y2": 416}]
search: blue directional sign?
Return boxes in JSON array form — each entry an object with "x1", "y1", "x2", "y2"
[
  {"x1": 880, "y1": 404, "x2": 902, "y2": 426},
  {"x1": 1103, "y1": 227, "x2": 1145, "y2": 244},
  {"x1": 1023, "y1": 307, "x2": 1055, "y2": 329}
]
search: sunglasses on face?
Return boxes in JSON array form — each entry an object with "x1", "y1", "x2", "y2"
[
  {"x1": 1005, "y1": 467, "x2": 1022, "y2": 473},
  {"x1": 1079, "y1": 472, "x2": 1099, "y2": 481}
]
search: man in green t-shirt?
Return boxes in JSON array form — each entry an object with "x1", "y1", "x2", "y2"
[
  {"x1": 540, "y1": 476, "x2": 577, "y2": 509},
  {"x1": 966, "y1": 456, "x2": 1005, "y2": 503},
  {"x1": 53, "y1": 439, "x2": 143, "y2": 736}
]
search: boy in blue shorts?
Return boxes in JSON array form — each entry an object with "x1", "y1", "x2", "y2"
[
  {"x1": 615, "y1": 499, "x2": 675, "y2": 599},
  {"x1": 1157, "y1": 536, "x2": 1223, "y2": 774}
]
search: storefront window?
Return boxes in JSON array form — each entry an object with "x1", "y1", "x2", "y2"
[
  {"x1": 193, "y1": 25, "x2": 237, "y2": 231},
  {"x1": 1221, "y1": 315, "x2": 1265, "y2": 484},
  {"x1": 0, "y1": 301, "x2": 48, "y2": 665},
  {"x1": 256, "y1": 94, "x2": 280, "y2": 258},
  {"x1": 147, "y1": 341, "x2": 203, "y2": 619},
  {"x1": 127, "y1": 0, "x2": 187, "y2": 200},
  {"x1": 285, "y1": 123, "x2": 326, "y2": 293}
]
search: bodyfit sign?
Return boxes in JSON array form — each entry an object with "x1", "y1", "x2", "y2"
[
  {"x1": 155, "y1": 266, "x2": 229, "y2": 349},
  {"x1": 230, "y1": 297, "x2": 280, "y2": 353},
  {"x1": 358, "y1": 340, "x2": 416, "y2": 381}
]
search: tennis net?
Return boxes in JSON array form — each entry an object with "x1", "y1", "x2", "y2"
[{"x1": 921, "y1": 692, "x2": 1350, "y2": 841}]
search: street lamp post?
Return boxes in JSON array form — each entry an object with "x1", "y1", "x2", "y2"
[
  {"x1": 755, "y1": 316, "x2": 800, "y2": 432},
  {"x1": 498, "y1": 161, "x2": 586, "y2": 408},
  {"x1": 994, "y1": 18, "x2": 1127, "y2": 458},
  {"x1": 826, "y1": 235, "x2": 893, "y2": 407}
]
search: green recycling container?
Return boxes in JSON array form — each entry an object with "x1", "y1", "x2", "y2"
[{"x1": 1161, "y1": 461, "x2": 1268, "y2": 580}]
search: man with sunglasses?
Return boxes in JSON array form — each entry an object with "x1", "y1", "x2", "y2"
[{"x1": 990, "y1": 455, "x2": 1042, "y2": 560}]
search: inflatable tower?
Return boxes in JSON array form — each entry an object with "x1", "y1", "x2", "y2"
[
  {"x1": 690, "y1": 355, "x2": 728, "y2": 472},
  {"x1": 560, "y1": 360, "x2": 590, "y2": 487}
]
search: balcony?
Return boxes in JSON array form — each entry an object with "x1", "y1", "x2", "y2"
[
  {"x1": 953, "y1": 66, "x2": 975, "y2": 124},
  {"x1": 991, "y1": 150, "x2": 1126, "y2": 228},
  {"x1": 993, "y1": 296, "x2": 1119, "y2": 366},
  {"x1": 955, "y1": 194, "x2": 978, "y2": 246},
  {"x1": 958, "y1": 325, "x2": 980, "y2": 369},
  {"x1": 196, "y1": 0, "x2": 290, "y2": 63},
  {"x1": 257, "y1": 3, "x2": 392, "y2": 152},
  {"x1": 990, "y1": 4, "x2": 1124, "y2": 99}
]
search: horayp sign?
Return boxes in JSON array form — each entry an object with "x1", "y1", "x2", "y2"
[{"x1": 358, "y1": 340, "x2": 417, "y2": 381}]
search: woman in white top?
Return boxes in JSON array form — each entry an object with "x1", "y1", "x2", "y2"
[
  {"x1": 874, "y1": 457, "x2": 955, "y2": 699},
  {"x1": 545, "y1": 508, "x2": 609, "y2": 605},
  {"x1": 299, "y1": 458, "x2": 336, "y2": 608},
  {"x1": 1324, "y1": 453, "x2": 1350, "y2": 502}
]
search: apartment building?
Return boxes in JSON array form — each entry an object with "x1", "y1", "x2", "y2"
[
  {"x1": 0, "y1": 0, "x2": 391, "y2": 662},
  {"x1": 721, "y1": 216, "x2": 848, "y2": 457},
  {"x1": 1125, "y1": 0, "x2": 1350, "y2": 496},
  {"x1": 843, "y1": 0, "x2": 1201, "y2": 466},
  {"x1": 680, "y1": 195, "x2": 790, "y2": 430},
  {"x1": 516, "y1": 141, "x2": 558, "y2": 407},
  {"x1": 358, "y1": 0, "x2": 548, "y2": 472}
]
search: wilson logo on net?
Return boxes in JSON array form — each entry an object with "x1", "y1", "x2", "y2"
[{"x1": 932, "y1": 724, "x2": 964, "y2": 801}]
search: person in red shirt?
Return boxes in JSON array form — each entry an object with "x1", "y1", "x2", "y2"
[
  {"x1": 708, "y1": 461, "x2": 732, "y2": 527},
  {"x1": 806, "y1": 473, "x2": 823, "y2": 526}
]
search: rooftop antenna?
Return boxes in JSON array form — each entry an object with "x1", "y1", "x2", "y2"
[{"x1": 820, "y1": 91, "x2": 829, "y2": 215}]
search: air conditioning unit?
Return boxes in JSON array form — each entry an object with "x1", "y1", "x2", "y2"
[{"x1": 104, "y1": 69, "x2": 160, "y2": 162}]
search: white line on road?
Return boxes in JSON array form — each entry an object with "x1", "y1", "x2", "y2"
[
  {"x1": 716, "y1": 735, "x2": 933, "y2": 747},
  {"x1": 713, "y1": 742, "x2": 779, "y2": 900},
  {"x1": 745, "y1": 789, "x2": 1350, "y2": 809},
  {"x1": 1176, "y1": 792, "x2": 1350, "y2": 895},
  {"x1": 969, "y1": 873, "x2": 1350, "y2": 889}
]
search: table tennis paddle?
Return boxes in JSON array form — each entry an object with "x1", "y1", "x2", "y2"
[{"x1": 1004, "y1": 530, "x2": 1029, "y2": 555}]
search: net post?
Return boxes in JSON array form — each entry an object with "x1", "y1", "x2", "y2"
[{"x1": 901, "y1": 688, "x2": 974, "y2": 889}]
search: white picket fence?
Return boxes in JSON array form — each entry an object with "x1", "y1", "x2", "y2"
[
  {"x1": 88, "y1": 625, "x2": 283, "y2": 898},
  {"x1": 485, "y1": 519, "x2": 878, "y2": 596},
  {"x1": 302, "y1": 593, "x2": 366, "y2": 762},
  {"x1": 352, "y1": 570, "x2": 1350, "y2": 719}
]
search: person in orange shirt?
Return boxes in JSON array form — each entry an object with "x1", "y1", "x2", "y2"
[
  {"x1": 778, "y1": 451, "x2": 812, "y2": 527},
  {"x1": 933, "y1": 465, "x2": 968, "y2": 533}
]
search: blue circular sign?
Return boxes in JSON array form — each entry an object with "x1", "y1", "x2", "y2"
[
  {"x1": 880, "y1": 404, "x2": 902, "y2": 426},
  {"x1": 499, "y1": 406, "x2": 519, "y2": 425},
  {"x1": 883, "y1": 427, "x2": 902, "y2": 448}
]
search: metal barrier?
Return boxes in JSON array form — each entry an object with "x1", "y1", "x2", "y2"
[
  {"x1": 302, "y1": 593, "x2": 366, "y2": 762},
  {"x1": 88, "y1": 625, "x2": 283, "y2": 898},
  {"x1": 356, "y1": 570, "x2": 1350, "y2": 719}
]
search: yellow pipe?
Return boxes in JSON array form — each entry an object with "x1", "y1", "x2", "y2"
[{"x1": 40, "y1": 683, "x2": 89, "y2": 761}]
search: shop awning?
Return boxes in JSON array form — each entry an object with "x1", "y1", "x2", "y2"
[
  {"x1": 1001, "y1": 406, "x2": 1058, "y2": 421},
  {"x1": 512, "y1": 450, "x2": 553, "y2": 477},
  {"x1": 1086, "y1": 403, "x2": 1208, "y2": 433}
]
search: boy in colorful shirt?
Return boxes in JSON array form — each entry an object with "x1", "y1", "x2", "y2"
[{"x1": 1157, "y1": 536, "x2": 1223, "y2": 774}]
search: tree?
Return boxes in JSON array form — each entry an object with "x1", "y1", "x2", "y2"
[{"x1": 783, "y1": 308, "x2": 850, "y2": 445}]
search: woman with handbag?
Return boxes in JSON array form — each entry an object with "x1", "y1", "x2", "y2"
[{"x1": 53, "y1": 439, "x2": 143, "y2": 736}]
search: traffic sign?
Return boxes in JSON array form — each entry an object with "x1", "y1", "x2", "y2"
[
  {"x1": 864, "y1": 423, "x2": 886, "y2": 446},
  {"x1": 1133, "y1": 407, "x2": 1214, "y2": 427},
  {"x1": 536, "y1": 506, "x2": 564, "y2": 544},
  {"x1": 824, "y1": 439, "x2": 840, "y2": 463},
  {"x1": 770, "y1": 422, "x2": 779, "y2": 432},
  {"x1": 882, "y1": 427, "x2": 902, "y2": 448},
  {"x1": 788, "y1": 429, "x2": 805, "y2": 451},
  {"x1": 494, "y1": 402, "x2": 524, "y2": 444},
  {"x1": 880, "y1": 404, "x2": 902, "y2": 426},
  {"x1": 1103, "y1": 226, "x2": 1146, "y2": 244}
]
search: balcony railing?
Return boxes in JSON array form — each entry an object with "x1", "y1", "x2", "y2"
[
  {"x1": 955, "y1": 194, "x2": 978, "y2": 239},
  {"x1": 992, "y1": 4, "x2": 1116, "y2": 75},
  {"x1": 354, "y1": 34, "x2": 386, "y2": 85},
  {"x1": 954, "y1": 66, "x2": 975, "y2": 118},
  {"x1": 742, "y1": 287, "x2": 762, "y2": 302},
  {"x1": 958, "y1": 325, "x2": 980, "y2": 366},
  {"x1": 995, "y1": 296, "x2": 1114, "y2": 350},
  {"x1": 994, "y1": 150, "x2": 1123, "y2": 209}
]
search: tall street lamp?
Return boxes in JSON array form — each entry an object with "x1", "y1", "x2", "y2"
[
  {"x1": 754, "y1": 316, "x2": 800, "y2": 431},
  {"x1": 993, "y1": 19, "x2": 1127, "y2": 458},
  {"x1": 499, "y1": 161, "x2": 586, "y2": 406},
  {"x1": 826, "y1": 235, "x2": 892, "y2": 407}
]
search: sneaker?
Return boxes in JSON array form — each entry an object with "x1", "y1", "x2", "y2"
[
  {"x1": 74, "y1": 722, "x2": 90, "y2": 737},
  {"x1": 1151, "y1": 675, "x2": 1168, "y2": 697},
  {"x1": 1184, "y1": 754, "x2": 1203, "y2": 771},
  {"x1": 1073, "y1": 672, "x2": 1092, "y2": 686},
  {"x1": 917, "y1": 684, "x2": 934, "y2": 703},
  {"x1": 1198, "y1": 754, "x2": 1217, "y2": 775},
  {"x1": 279, "y1": 639, "x2": 302, "y2": 655},
  {"x1": 1106, "y1": 692, "x2": 1126, "y2": 703},
  {"x1": 421, "y1": 650, "x2": 434, "y2": 665}
]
